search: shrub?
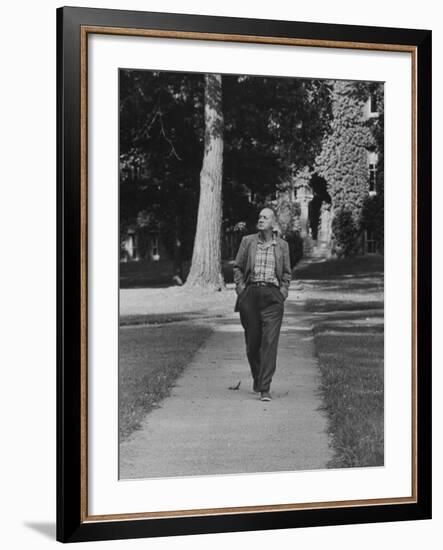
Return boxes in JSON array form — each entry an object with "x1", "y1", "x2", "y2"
[{"x1": 332, "y1": 208, "x2": 358, "y2": 257}]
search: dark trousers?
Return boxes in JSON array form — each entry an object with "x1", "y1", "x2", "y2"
[{"x1": 238, "y1": 284, "x2": 284, "y2": 392}]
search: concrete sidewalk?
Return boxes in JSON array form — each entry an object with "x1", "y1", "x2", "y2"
[{"x1": 119, "y1": 294, "x2": 332, "y2": 479}]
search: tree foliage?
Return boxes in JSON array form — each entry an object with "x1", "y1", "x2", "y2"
[
  {"x1": 222, "y1": 75, "x2": 332, "y2": 220},
  {"x1": 119, "y1": 70, "x2": 205, "y2": 265},
  {"x1": 119, "y1": 71, "x2": 333, "y2": 264},
  {"x1": 119, "y1": 71, "x2": 384, "y2": 269}
]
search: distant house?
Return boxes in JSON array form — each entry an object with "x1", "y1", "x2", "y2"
[{"x1": 120, "y1": 227, "x2": 171, "y2": 263}]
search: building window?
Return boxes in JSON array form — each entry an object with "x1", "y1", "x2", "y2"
[
  {"x1": 246, "y1": 188, "x2": 255, "y2": 203},
  {"x1": 366, "y1": 230, "x2": 377, "y2": 254},
  {"x1": 370, "y1": 93, "x2": 378, "y2": 114},
  {"x1": 369, "y1": 163, "x2": 377, "y2": 193},
  {"x1": 151, "y1": 234, "x2": 160, "y2": 261},
  {"x1": 123, "y1": 232, "x2": 139, "y2": 261},
  {"x1": 268, "y1": 189, "x2": 278, "y2": 201},
  {"x1": 365, "y1": 94, "x2": 379, "y2": 119},
  {"x1": 367, "y1": 151, "x2": 378, "y2": 195}
]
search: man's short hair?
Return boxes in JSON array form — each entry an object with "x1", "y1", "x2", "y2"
[
  {"x1": 259, "y1": 206, "x2": 281, "y2": 234},
  {"x1": 261, "y1": 205, "x2": 277, "y2": 220}
]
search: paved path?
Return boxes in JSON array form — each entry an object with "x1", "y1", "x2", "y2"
[{"x1": 119, "y1": 292, "x2": 332, "y2": 479}]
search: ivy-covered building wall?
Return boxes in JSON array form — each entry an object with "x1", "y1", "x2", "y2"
[{"x1": 312, "y1": 80, "x2": 384, "y2": 256}]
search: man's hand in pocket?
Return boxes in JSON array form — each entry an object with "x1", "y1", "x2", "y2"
[
  {"x1": 279, "y1": 286, "x2": 288, "y2": 300},
  {"x1": 236, "y1": 283, "x2": 246, "y2": 296}
]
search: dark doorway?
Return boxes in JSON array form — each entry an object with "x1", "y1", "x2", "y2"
[{"x1": 308, "y1": 174, "x2": 331, "y2": 240}]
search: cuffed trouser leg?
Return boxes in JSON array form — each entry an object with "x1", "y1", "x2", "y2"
[
  {"x1": 259, "y1": 287, "x2": 284, "y2": 392},
  {"x1": 239, "y1": 286, "x2": 284, "y2": 392},
  {"x1": 239, "y1": 287, "x2": 261, "y2": 385}
]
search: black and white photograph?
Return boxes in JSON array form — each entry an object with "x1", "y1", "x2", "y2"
[
  {"x1": 0, "y1": 0, "x2": 437, "y2": 546},
  {"x1": 118, "y1": 69, "x2": 384, "y2": 480}
]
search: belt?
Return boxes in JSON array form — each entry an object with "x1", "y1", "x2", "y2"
[{"x1": 250, "y1": 281, "x2": 278, "y2": 287}]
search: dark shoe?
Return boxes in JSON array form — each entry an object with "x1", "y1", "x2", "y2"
[
  {"x1": 253, "y1": 381, "x2": 260, "y2": 393},
  {"x1": 260, "y1": 391, "x2": 271, "y2": 402}
]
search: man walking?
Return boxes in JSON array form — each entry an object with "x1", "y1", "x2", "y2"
[{"x1": 233, "y1": 208, "x2": 292, "y2": 401}]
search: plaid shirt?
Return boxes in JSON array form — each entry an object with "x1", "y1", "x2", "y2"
[{"x1": 251, "y1": 234, "x2": 279, "y2": 286}]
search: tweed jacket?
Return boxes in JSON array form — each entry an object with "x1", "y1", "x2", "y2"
[{"x1": 233, "y1": 233, "x2": 292, "y2": 312}]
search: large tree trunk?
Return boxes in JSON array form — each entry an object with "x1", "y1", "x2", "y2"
[{"x1": 185, "y1": 74, "x2": 224, "y2": 290}]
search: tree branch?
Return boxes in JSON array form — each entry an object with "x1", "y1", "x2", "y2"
[{"x1": 158, "y1": 114, "x2": 182, "y2": 161}]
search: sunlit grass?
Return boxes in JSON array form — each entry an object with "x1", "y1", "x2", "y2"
[
  {"x1": 313, "y1": 329, "x2": 383, "y2": 468},
  {"x1": 298, "y1": 256, "x2": 384, "y2": 468},
  {"x1": 119, "y1": 323, "x2": 212, "y2": 442}
]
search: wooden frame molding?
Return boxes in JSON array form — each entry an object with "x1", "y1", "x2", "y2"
[{"x1": 58, "y1": 7, "x2": 431, "y2": 543}]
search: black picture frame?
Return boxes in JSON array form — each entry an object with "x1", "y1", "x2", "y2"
[{"x1": 57, "y1": 6, "x2": 432, "y2": 543}]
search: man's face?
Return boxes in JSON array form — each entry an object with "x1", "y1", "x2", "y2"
[{"x1": 257, "y1": 209, "x2": 275, "y2": 232}]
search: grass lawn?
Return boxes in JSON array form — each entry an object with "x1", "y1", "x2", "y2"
[
  {"x1": 120, "y1": 285, "x2": 237, "y2": 319},
  {"x1": 296, "y1": 255, "x2": 384, "y2": 468},
  {"x1": 119, "y1": 323, "x2": 212, "y2": 441}
]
